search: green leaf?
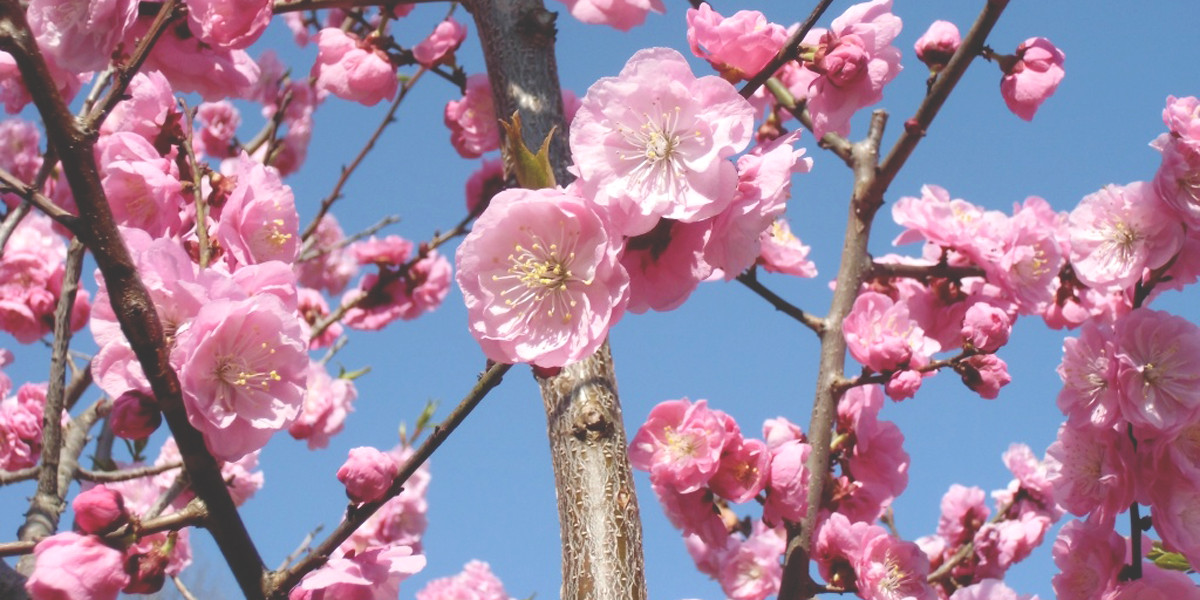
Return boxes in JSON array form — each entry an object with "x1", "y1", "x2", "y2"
[
  {"x1": 1149, "y1": 543, "x2": 1194, "y2": 572},
  {"x1": 499, "y1": 111, "x2": 556, "y2": 190}
]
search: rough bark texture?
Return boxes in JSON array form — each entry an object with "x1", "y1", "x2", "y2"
[
  {"x1": 467, "y1": 1, "x2": 646, "y2": 596},
  {"x1": 537, "y1": 342, "x2": 646, "y2": 600}
]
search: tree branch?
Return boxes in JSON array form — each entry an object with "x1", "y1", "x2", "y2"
[
  {"x1": 736, "y1": 270, "x2": 825, "y2": 335},
  {"x1": 739, "y1": 0, "x2": 836, "y2": 99}
]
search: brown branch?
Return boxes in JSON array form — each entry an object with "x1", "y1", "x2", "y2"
[
  {"x1": 736, "y1": 270, "x2": 825, "y2": 335},
  {"x1": 273, "y1": 0, "x2": 446, "y2": 14},
  {"x1": 264, "y1": 361, "x2": 512, "y2": 599},
  {"x1": 77, "y1": 462, "x2": 183, "y2": 483},
  {"x1": 763, "y1": 78, "x2": 854, "y2": 166},
  {"x1": 868, "y1": 260, "x2": 986, "y2": 282},
  {"x1": 15, "y1": 238, "x2": 85, "y2": 566},
  {"x1": 0, "y1": 6, "x2": 267, "y2": 597},
  {"x1": 297, "y1": 214, "x2": 400, "y2": 262},
  {"x1": 0, "y1": 168, "x2": 72, "y2": 222},
  {"x1": 299, "y1": 68, "x2": 427, "y2": 246},
  {"x1": 0, "y1": 467, "x2": 38, "y2": 485},
  {"x1": 740, "y1": 0, "x2": 837, "y2": 99},
  {"x1": 0, "y1": 497, "x2": 208, "y2": 559},
  {"x1": 778, "y1": 111, "x2": 888, "y2": 600},
  {"x1": 874, "y1": 0, "x2": 1010, "y2": 195},
  {"x1": 61, "y1": 359, "x2": 94, "y2": 414}
]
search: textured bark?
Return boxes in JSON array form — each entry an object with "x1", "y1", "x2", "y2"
[
  {"x1": 467, "y1": 1, "x2": 646, "y2": 596},
  {"x1": 538, "y1": 342, "x2": 646, "y2": 600}
]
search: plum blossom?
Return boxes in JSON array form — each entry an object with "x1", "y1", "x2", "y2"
[
  {"x1": 762, "y1": 438, "x2": 811, "y2": 526},
  {"x1": 100, "y1": 70, "x2": 175, "y2": 140},
  {"x1": 1057, "y1": 320, "x2": 1120, "y2": 428},
  {"x1": 342, "y1": 250, "x2": 451, "y2": 330},
  {"x1": 26, "y1": 0, "x2": 137, "y2": 73},
  {"x1": 186, "y1": 0, "x2": 273, "y2": 50},
  {"x1": 0, "y1": 382, "x2": 45, "y2": 470},
  {"x1": 465, "y1": 158, "x2": 505, "y2": 216},
  {"x1": 311, "y1": 28, "x2": 397, "y2": 106},
  {"x1": 999, "y1": 38, "x2": 1065, "y2": 121},
  {"x1": 171, "y1": 294, "x2": 308, "y2": 462},
  {"x1": 25, "y1": 532, "x2": 129, "y2": 600},
  {"x1": 97, "y1": 131, "x2": 185, "y2": 237},
  {"x1": 344, "y1": 446, "x2": 430, "y2": 553},
  {"x1": 290, "y1": 361, "x2": 356, "y2": 449},
  {"x1": 296, "y1": 215, "x2": 358, "y2": 294},
  {"x1": 622, "y1": 218, "x2": 713, "y2": 313},
  {"x1": 1051, "y1": 518, "x2": 1125, "y2": 600},
  {"x1": 630, "y1": 398, "x2": 731, "y2": 493},
  {"x1": 1045, "y1": 422, "x2": 1135, "y2": 525},
  {"x1": 790, "y1": 0, "x2": 902, "y2": 139},
  {"x1": 339, "y1": 447, "x2": 399, "y2": 504},
  {"x1": 445, "y1": 74, "x2": 499, "y2": 158},
  {"x1": 957, "y1": 354, "x2": 1011, "y2": 399},
  {"x1": 0, "y1": 212, "x2": 90, "y2": 343},
  {"x1": 291, "y1": 544, "x2": 426, "y2": 600},
  {"x1": 1068, "y1": 182, "x2": 1183, "y2": 290},
  {"x1": 713, "y1": 523, "x2": 785, "y2": 600},
  {"x1": 914, "y1": 20, "x2": 960, "y2": 72},
  {"x1": 686, "y1": 4, "x2": 787, "y2": 80},
  {"x1": 456, "y1": 187, "x2": 628, "y2": 367},
  {"x1": 961, "y1": 302, "x2": 1012, "y2": 353},
  {"x1": 855, "y1": 534, "x2": 937, "y2": 600},
  {"x1": 216, "y1": 153, "x2": 301, "y2": 267},
  {"x1": 757, "y1": 218, "x2": 817, "y2": 277},
  {"x1": 1112, "y1": 308, "x2": 1200, "y2": 439},
  {"x1": 413, "y1": 18, "x2": 467, "y2": 67},
  {"x1": 570, "y1": 47, "x2": 754, "y2": 236},
  {"x1": 134, "y1": 17, "x2": 260, "y2": 100},
  {"x1": 950, "y1": 579, "x2": 1037, "y2": 600},
  {"x1": 1148, "y1": 475, "x2": 1200, "y2": 570},
  {"x1": 552, "y1": 0, "x2": 663, "y2": 31},
  {"x1": 709, "y1": 437, "x2": 770, "y2": 504},
  {"x1": 195, "y1": 101, "x2": 241, "y2": 158},
  {"x1": 844, "y1": 291, "x2": 939, "y2": 373},
  {"x1": 72, "y1": 485, "x2": 128, "y2": 535},
  {"x1": 416, "y1": 561, "x2": 510, "y2": 600}
]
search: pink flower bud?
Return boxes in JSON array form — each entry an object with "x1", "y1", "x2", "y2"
[
  {"x1": 961, "y1": 302, "x2": 1012, "y2": 353},
  {"x1": 412, "y1": 18, "x2": 467, "y2": 68},
  {"x1": 72, "y1": 485, "x2": 128, "y2": 534},
  {"x1": 999, "y1": 37, "x2": 1065, "y2": 121},
  {"x1": 914, "y1": 20, "x2": 960, "y2": 71},
  {"x1": 957, "y1": 354, "x2": 1011, "y2": 399},
  {"x1": 123, "y1": 547, "x2": 170, "y2": 594},
  {"x1": 110, "y1": 389, "x2": 162, "y2": 440},
  {"x1": 337, "y1": 446, "x2": 398, "y2": 504},
  {"x1": 884, "y1": 369, "x2": 923, "y2": 401}
]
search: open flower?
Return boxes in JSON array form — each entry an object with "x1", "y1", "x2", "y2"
[
  {"x1": 455, "y1": 187, "x2": 629, "y2": 367},
  {"x1": 570, "y1": 47, "x2": 754, "y2": 236}
]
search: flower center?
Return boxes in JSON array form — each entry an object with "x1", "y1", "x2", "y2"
[
  {"x1": 616, "y1": 106, "x2": 696, "y2": 197},
  {"x1": 494, "y1": 226, "x2": 585, "y2": 324}
]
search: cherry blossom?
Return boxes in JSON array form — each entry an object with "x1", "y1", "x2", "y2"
[
  {"x1": 24, "y1": 532, "x2": 129, "y2": 600},
  {"x1": 686, "y1": 4, "x2": 787, "y2": 80},
  {"x1": 455, "y1": 186, "x2": 629, "y2": 367},
  {"x1": 339, "y1": 447, "x2": 399, "y2": 504},
  {"x1": 570, "y1": 47, "x2": 754, "y2": 236},
  {"x1": 416, "y1": 561, "x2": 510, "y2": 600},
  {"x1": 311, "y1": 28, "x2": 397, "y2": 106},
  {"x1": 630, "y1": 398, "x2": 731, "y2": 493}
]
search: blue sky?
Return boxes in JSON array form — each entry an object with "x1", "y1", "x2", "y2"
[{"x1": 4, "y1": 1, "x2": 1200, "y2": 599}]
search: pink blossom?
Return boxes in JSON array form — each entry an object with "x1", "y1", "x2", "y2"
[
  {"x1": 0, "y1": 382, "x2": 45, "y2": 471},
  {"x1": 629, "y1": 398, "x2": 730, "y2": 493},
  {"x1": 1057, "y1": 320, "x2": 1121, "y2": 428},
  {"x1": 710, "y1": 437, "x2": 770, "y2": 504},
  {"x1": 1068, "y1": 182, "x2": 1183, "y2": 290},
  {"x1": 353, "y1": 236, "x2": 414, "y2": 266},
  {"x1": 216, "y1": 153, "x2": 300, "y2": 267},
  {"x1": 0, "y1": 49, "x2": 87, "y2": 114},
  {"x1": 552, "y1": 0, "x2": 663, "y2": 31},
  {"x1": 342, "y1": 250, "x2": 451, "y2": 330},
  {"x1": 110, "y1": 389, "x2": 161, "y2": 439},
  {"x1": 1001, "y1": 443, "x2": 1058, "y2": 511},
  {"x1": 792, "y1": 0, "x2": 903, "y2": 139},
  {"x1": 344, "y1": 447, "x2": 430, "y2": 553},
  {"x1": 26, "y1": 0, "x2": 137, "y2": 73},
  {"x1": 892, "y1": 184, "x2": 990, "y2": 254},
  {"x1": 1113, "y1": 308, "x2": 1200, "y2": 439},
  {"x1": 762, "y1": 417, "x2": 805, "y2": 451},
  {"x1": 445, "y1": 74, "x2": 499, "y2": 158},
  {"x1": 311, "y1": 28, "x2": 397, "y2": 106},
  {"x1": 844, "y1": 291, "x2": 939, "y2": 373},
  {"x1": 973, "y1": 513, "x2": 1054, "y2": 578},
  {"x1": 1046, "y1": 422, "x2": 1135, "y2": 525},
  {"x1": 958, "y1": 354, "x2": 1011, "y2": 399},
  {"x1": 0, "y1": 119, "x2": 42, "y2": 208},
  {"x1": 570, "y1": 47, "x2": 754, "y2": 236},
  {"x1": 950, "y1": 579, "x2": 1037, "y2": 600},
  {"x1": 295, "y1": 215, "x2": 358, "y2": 294},
  {"x1": 25, "y1": 532, "x2": 129, "y2": 600},
  {"x1": 465, "y1": 158, "x2": 505, "y2": 216},
  {"x1": 413, "y1": 18, "x2": 467, "y2": 67},
  {"x1": 455, "y1": 187, "x2": 628, "y2": 367},
  {"x1": 714, "y1": 523, "x2": 785, "y2": 600},
  {"x1": 757, "y1": 218, "x2": 817, "y2": 277},
  {"x1": 147, "y1": 438, "x2": 263, "y2": 510},
  {"x1": 186, "y1": 0, "x2": 272, "y2": 50},
  {"x1": 653, "y1": 481, "x2": 727, "y2": 544},
  {"x1": 988, "y1": 196, "x2": 1066, "y2": 314},
  {"x1": 135, "y1": 18, "x2": 260, "y2": 100},
  {"x1": 0, "y1": 212, "x2": 90, "y2": 343},
  {"x1": 999, "y1": 38, "x2": 1065, "y2": 121},
  {"x1": 195, "y1": 101, "x2": 241, "y2": 158},
  {"x1": 1148, "y1": 467, "x2": 1200, "y2": 568},
  {"x1": 762, "y1": 439, "x2": 811, "y2": 526},
  {"x1": 97, "y1": 131, "x2": 185, "y2": 237},
  {"x1": 855, "y1": 534, "x2": 937, "y2": 600},
  {"x1": 416, "y1": 561, "x2": 510, "y2": 600},
  {"x1": 1152, "y1": 135, "x2": 1200, "y2": 227},
  {"x1": 1051, "y1": 518, "x2": 1125, "y2": 600},
  {"x1": 289, "y1": 361, "x2": 356, "y2": 449},
  {"x1": 812, "y1": 512, "x2": 887, "y2": 590},
  {"x1": 1163, "y1": 95, "x2": 1200, "y2": 145},
  {"x1": 836, "y1": 386, "x2": 909, "y2": 522},
  {"x1": 298, "y1": 288, "x2": 342, "y2": 350},
  {"x1": 339, "y1": 447, "x2": 399, "y2": 504},
  {"x1": 686, "y1": 3, "x2": 788, "y2": 80},
  {"x1": 100, "y1": 70, "x2": 175, "y2": 140},
  {"x1": 622, "y1": 218, "x2": 713, "y2": 313},
  {"x1": 961, "y1": 302, "x2": 1012, "y2": 353},
  {"x1": 291, "y1": 544, "x2": 426, "y2": 600},
  {"x1": 706, "y1": 134, "x2": 811, "y2": 278},
  {"x1": 937, "y1": 485, "x2": 989, "y2": 547},
  {"x1": 171, "y1": 294, "x2": 307, "y2": 462},
  {"x1": 72, "y1": 485, "x2": 128, "y2": 535},
  {"x1": 1104, "y1": 563, "x2": 1200, "y2": 600},
  {"x1": 884, "y1": 369, "x2": 924, "y2": 401},
  {"x1": 914, "y1": 20, "x2": 960, "y2": 72}
]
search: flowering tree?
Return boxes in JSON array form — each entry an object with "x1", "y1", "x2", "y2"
[{"x1": 0, "y1": 0, "x2": 1198, "y2": 598}]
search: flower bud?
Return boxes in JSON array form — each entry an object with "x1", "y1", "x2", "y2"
[
  {"x1": 337, "y1": 446, "x2": 398, "y2": 504},
  {"x1": 961, "y1": 302, "x2": 1012, "y2": 353},
  {"x1": 73, "y1": 485, "x2": 128, "y2": 534},
  {"x1": 914, "y1": 20, "x2": 960, "y2": 71},
  {"x1": 111, "y1": 389, "x2": 162, "y2": 439}
]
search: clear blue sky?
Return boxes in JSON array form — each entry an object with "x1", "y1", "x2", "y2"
[{"x1": 3, "y1": 1, "x2": 1200, "y2": 599}]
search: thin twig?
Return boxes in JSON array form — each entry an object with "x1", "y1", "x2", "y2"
[
  {"x1": 735, "y1": 270, "x2": 824, "y2": 334},
  {"x1": 77, "y1": 462, "x2": 183, "y2": 483},
  {"x1": 0, "y1": 168, "x2": 71, "y2": 221},
  {"x1": 0, "y1": 467, "x2": 37, "y2": 485},
  {"x1": 740, "y1": 0, "x2": 837, "y2": 99},
  {"x1": 0, "y1": 496, "x2": 208, "y2": 559},
  {"x1": 276, "y1": 525, "x2": 324, "y2": 571},
  {"x1": 299, "y1": 67, "x2": 428, "y2": 246},
  {"x1": 177, "y1": 99, "x2": 212, "y2": 268},
  {"x1": 264, "y1": 361, "x2": 512, "y2": 599},
  {"x1": 273, "y1": 0, "x2": 445, "y2": 13},
  {"x1": 173, "y1": 575, "x2": 201, "y2": 600},
  {"x1": 298, "y1": 214, "x2": 400, "y2": 262}
]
